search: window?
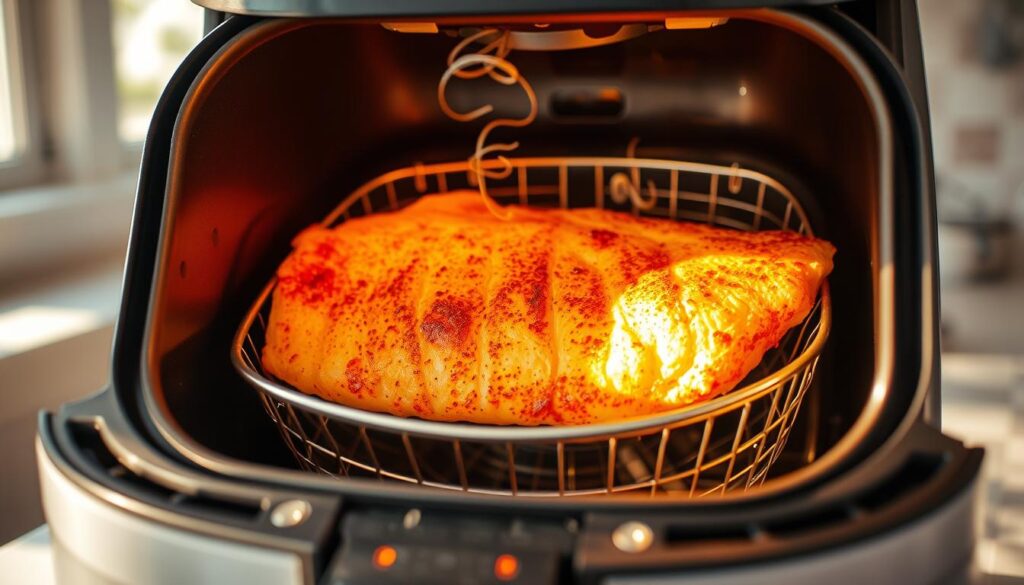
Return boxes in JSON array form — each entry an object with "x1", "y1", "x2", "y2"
[
  {"x1": 0, "y1": 2, "x2": 17, "y2": 162},
  {"x1": 0, "y1": 0, "x2": 204, "y2": 281},
  {"x1": 112, "y1": 0, "x2": 203, "y2": 143},
  {"x1": 0, "y1": 0, "x2": 203, "y2": 191},
  {"x1": 0, "y1": 0, "x2": 32, "y2": 177}
]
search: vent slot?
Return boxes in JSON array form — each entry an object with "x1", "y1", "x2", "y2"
[
  {"x1": 763, "y1": 506, "x2": 854, "y2": 538},
  {"x1": 550, "y1": 87, "x2": 625, "y2": 119},
  {"x1": 665, "y1": 524, "x2": 754, "y2": 545},
  {"x1": 173, "y1": 493, "x2": 262, "y2": 520}
]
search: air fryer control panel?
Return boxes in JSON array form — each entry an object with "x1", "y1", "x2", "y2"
[{"x1": 324, "y1": 509, "x2": 575, "y2": 584}]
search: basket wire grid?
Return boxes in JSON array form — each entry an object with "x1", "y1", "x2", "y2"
[{"x1": 233, "y1": 156, "x2": 831, "y2": 498}]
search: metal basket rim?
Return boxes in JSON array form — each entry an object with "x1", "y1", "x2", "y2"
[
  {"x1": 322, "y1": 156, "x2": 812, "y2": 228},
  {"x1": 231, "y1": 156, "x2": 832, "y2": 443}
]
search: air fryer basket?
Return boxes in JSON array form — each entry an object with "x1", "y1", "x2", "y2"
[
  {"x1": 233, "y1": 156, "x2": 831, "y2": 497},
  {"x1": 142, "y1": 10, "x2": 894, "y2": 502}
]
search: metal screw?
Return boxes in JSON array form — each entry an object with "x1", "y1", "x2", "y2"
[
  {"x1": 612, "y1": 521, "x2": 654, "y2": 553},
  {"x1": 403, "y1": 508, "x2": 422, "y2": 530},
  {"x1": 270, "y1": 500, "x2": 311, "y2": 528}
]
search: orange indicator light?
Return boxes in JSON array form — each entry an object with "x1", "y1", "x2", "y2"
[
  {"x1": 494, "y1": 553, "x2": 520, "y2": 581},
  {"x1": 372, "y1": 545, "x2": 398, "y2": 570}
]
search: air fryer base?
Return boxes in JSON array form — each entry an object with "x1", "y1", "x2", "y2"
[
  {"x1": 38, "y1": 387, "x2": 983, "y2": 585},
  {"x1": 600, "y1": 481, "x2": 977, "y2": 585},
  {"x1": 37, "y1": 440, "x2": 304, "y2": 585},
  {"x1": 38, "y1": 417, "x2": 980, "y2": 585}
]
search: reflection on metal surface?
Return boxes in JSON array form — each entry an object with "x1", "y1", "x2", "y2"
[
  {"x1": 664, "y1": 17, "x2": 729, "y2": 30},
  {"x1": 403, "y1": 508, "x2": 421, "y2": 530},
  {"x1": 505, "y1": 25, "x2": 652, "y2": 51},
  {"x1": 612, "y1": 521, "x2": 654, "y2": 553},
  {"x1": 269, "y1": 499, "x2": 311, "y2": 528},
  {"x1": 381, "y1": 22, "x2": 439, "y2": 34}
]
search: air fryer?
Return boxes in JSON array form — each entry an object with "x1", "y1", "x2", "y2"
[{"x1": 36, "y1": 2, "x2": 983, "y2": 584}]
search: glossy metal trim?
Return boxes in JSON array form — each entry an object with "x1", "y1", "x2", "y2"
[{"x1": 193, "y1": 0, "x2": 847, "y2": 18}]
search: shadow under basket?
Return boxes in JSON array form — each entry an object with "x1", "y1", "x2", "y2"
[{"x1": 232, "y1": 156, "x2": 832, "y2": 498}]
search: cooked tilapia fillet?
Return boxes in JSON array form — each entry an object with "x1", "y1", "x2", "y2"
[{"x1": 263, "y1": 191, "x2": 834, "y2": 425}]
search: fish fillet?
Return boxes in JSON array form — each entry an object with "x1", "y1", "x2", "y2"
[{"x1": 262, "y1": 191, "x2": 834, "y2": 425}]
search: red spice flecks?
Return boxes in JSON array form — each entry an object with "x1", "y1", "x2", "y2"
[
  {"x1": 490, "y1": 251, "x2": 550, "y2": 336},
  {"x1": 462, "y1": 390, "x2": 479, "y2": 413},
  {"x1": 523, "y1": 255, "x2": 549, "y2": 335},
  {"x1": 590, "y1": 229, "x2": 619, "y2": 249},
  {"x1": 278, "y1": 261, "x2": 337, "y2": 305},
  {"x1": 313, "y1": 242, "x2": 338, "y2": 260},
  {"x1": 560, "y1": 382, "x2": 596, "y2": 423},
  {"x1": 519, "y1": 383, "x2": 564, "y2": 424},
  {"x1": 619, "y1": 245, "x2": 671, "y2": 283},
  {"x1": 345, "y1": 358, "x2": 368, "y2": 397},
  {"x1": 397, "y1": 307, "x2": 422, "y2": 363},
  {"x1": 411, "y1": 393, "x2": 432, "y2": 416},
  {"x1": 561, "y1": 264, "x2": 607, "y2": 320},
  {"x1": 713, "y1": 331, "x2": 733, "y2": 345},
  {"x1": 421, "y1": 296, "x2": 473, "y2": 348},
  {"x1": 371, "y1": 256, "x2": 423, "y2": 362},
  {"x1": 370, "y1": 257, "x2": 420, "y2": 304}
]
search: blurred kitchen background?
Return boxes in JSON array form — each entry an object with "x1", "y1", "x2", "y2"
[
  {"x1": 920, "y1": 0, "x2": 1024, "y2": 577},
  {"x1": 0, "y1": 0, "x2": 205, "y2": 545},
  {"x1": 925, "y1": 0, "x2": 1024, "y2": 353},
  {"x1": 0, "y1": 0, "x2": 1021, "y2": 575}
]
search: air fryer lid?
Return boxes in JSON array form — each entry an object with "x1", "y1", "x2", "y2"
[{"x1": 193, "y1": 0, "x2": 855, "y2": 18}]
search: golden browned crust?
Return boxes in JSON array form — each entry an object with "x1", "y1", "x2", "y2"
[{"x1": 263, "y1": 191, "x2": 834, "y2": 425}]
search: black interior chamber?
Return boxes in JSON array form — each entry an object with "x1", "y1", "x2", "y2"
[{"x1": 145, "y1": 17, "x2": 880, "y2": 483}]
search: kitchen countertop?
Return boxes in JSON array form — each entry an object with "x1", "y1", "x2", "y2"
[
  {"x1": 942, "y1": 353, "x2": 1024, "y2": 582},
  {"x1": 1, "y1": 353, "x2": 1022, "y2": 584},
  {"x1": 0, "y1": 526, "x2": 53, "y2": 585}
]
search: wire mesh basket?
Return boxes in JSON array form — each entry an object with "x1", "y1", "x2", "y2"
[{"x1": 232, "y1": 156, "x2": 831, "y2": 498}]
